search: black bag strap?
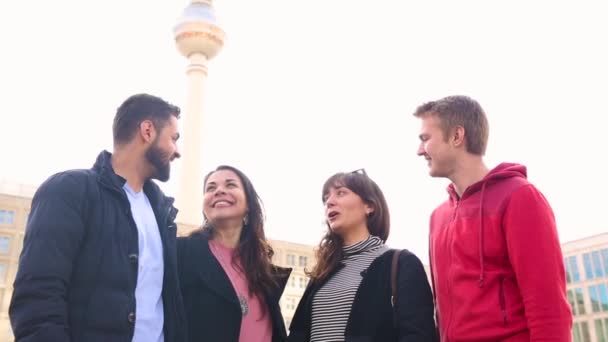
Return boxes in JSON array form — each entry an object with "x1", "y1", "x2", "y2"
[
  {"x1": 391, "y1": 249, "x2": 411, "y2": 328},
  {"x1": 390, "y1": 249, "x2": 401, "y2": 326}
]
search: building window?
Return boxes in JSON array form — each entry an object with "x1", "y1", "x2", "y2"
[
  {"x1": 565, "y1": 258, "x2": 570, "y2": 284},
  {"x1": 0, "y1": 236, "x2": 10, "y2": 253},
  {"x1": 575, "y1": 288, "x2": 586, "y2": 315},
  {"x1": 0, "y1": 263, "x2": 6, "y2": 284},
  {"x1": 602, "y1": 248, "x2": 608, "y2": 277},
  {"x1": 568, "y1": 289, "x2": 587, "y2": 316},
  {"x1": 567, "y1": 290, "x2": 576, "y2": 316},
  {"x1": 290, "y1": 276, "x2": 296, "y2": 288},
  {"x1": 299, "y1": 277, "x2": 306, "y2": 289},
  {"x1": 299, "y1": 256, "x2": 308, "y2": 268},
  {"x1": 284, "y1": 297, "x2": 296, "y2": 310},
  {"x1": 0, "y1": 209, "x2": 15, "y2": 225},
  {"x1": 573, "y1": 321, "x2": 592, "y2": 342},
  {"x1": 595, "y1": 319, "x2": 608, "y2": 342},
  {"x1": 583, "y1": 253, "x2": 594, "y2": 280},
  {"x1": 598, "y1": 283, "x2": 608, "y2": 312},
  {"x1": 581, "y1": 322, "x2": 591, "y2": 342},
  {"x1": 590, "y1": 285, "x2": 601, "y2": 313},
  {"x1": 572, "y1": 324, "x2": 579, "y2": 342},
  {"x1": 568, "y1": 256, "x2": 580, "y2": 282},
  {"x1": 593, "y1": 251, "x2": 605, "y2": 278},
  {"x1": 287, "y1": 254, "x2": 296, "y2": 266}
]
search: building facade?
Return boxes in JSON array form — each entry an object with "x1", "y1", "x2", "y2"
[
  {"x1": 0, "y1": 182, "x2": 36, "y2": 342},
  {"x1": 562, "y1": 232, "x2": 608, "y2": 342},
  {"x1": 269, "y1": 239, "x2": 316, "y2": 328}
]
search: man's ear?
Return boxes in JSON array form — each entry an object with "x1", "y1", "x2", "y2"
[
  {"x1": 452, "y1": 125, "x2": 465, "y2": 148},
  {"x1": 139, "y1": 120, "x2": 156, "y2": 143}
]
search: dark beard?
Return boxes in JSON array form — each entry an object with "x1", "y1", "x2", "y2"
[{"x1": 145, "y1": 142, "x2": 171, "y2": 182}]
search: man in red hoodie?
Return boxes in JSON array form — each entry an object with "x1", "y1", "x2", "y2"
[{"x1": 413, "y1": 95, "x2": 572, "y2": 342}]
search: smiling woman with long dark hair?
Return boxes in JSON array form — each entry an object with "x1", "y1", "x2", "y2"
[{"x1": 177, "y1": 165, "x2": 291, "y2": 342}]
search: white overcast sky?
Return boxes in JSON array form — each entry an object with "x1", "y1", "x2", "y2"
[{"x1": 1, "y1": 1, "x2": 607, "y2": 263}]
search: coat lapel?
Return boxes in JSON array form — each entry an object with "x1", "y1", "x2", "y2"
[{"x1": 194, "y1": 238, "x2": 240, "y2": 306}]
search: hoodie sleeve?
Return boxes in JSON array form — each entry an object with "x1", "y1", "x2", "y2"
[{"x1": 502, "y1": 184, "x2": 573, "y2": 341}]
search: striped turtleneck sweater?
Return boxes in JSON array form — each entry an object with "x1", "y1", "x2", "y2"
[{"x1": 310, "y1": 235, "x2": 388, "y2": 342}]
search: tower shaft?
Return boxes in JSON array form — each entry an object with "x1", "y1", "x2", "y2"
[{"x1": 175, "y1": 53, "x2": 208, "y2": 229}]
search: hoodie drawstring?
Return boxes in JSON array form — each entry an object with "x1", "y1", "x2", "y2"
[{"x1": 478, "y1": 181, "x2": 487, "y2": 288}]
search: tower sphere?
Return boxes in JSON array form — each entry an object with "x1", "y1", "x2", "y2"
[{"x1": 174, "y1": 1, "x2": 225, "y2": 59}]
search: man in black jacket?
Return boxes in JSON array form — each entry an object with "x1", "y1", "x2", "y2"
[{"x1": 9, "y1": 93, "x2": 187, "y2": 342}]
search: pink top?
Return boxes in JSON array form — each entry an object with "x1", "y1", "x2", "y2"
[{"x1": 209, "y1": 240, "x2": 272, "y2": 342}]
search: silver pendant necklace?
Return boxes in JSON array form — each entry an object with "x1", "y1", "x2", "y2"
[
  {"x1": 211, "y1": 240, "x2": 249, "y2": 316},
  {"x1": 237, "y1": 294, "x2": 249, "y2": 316}
]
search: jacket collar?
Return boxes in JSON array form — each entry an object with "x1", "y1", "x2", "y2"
[
  {"x1": 191, "y1": 235, "x2": 294, "y2": 308},
  {"x1": 93, "y1": 150, "x2": 178, "y2": 245},
  {"x1": 93, "y1": 150, "x2": 176, "y2": 212},
  {"x1": 93, "y1": 150, "x2": 127, "y2": 196},
  {"x1": 194, "y1": 236, "x2": 242, "y2": 306}
]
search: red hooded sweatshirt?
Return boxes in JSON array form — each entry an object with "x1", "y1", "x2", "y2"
[{"x1": 429, "y1": 163, "x2": 572, "y2": 342}]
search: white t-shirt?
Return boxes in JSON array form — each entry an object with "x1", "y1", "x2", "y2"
[{"x1": 123, "y1": 183, "x2": 165, "y2": 342}]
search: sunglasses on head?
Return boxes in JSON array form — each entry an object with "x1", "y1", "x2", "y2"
[{"x1": 350, "y1": 168, "x2": 367, "y2": 176}]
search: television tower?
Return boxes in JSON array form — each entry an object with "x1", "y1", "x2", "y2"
[{"x1": 173, "y1": 0, "x2": 225, "y2": 230}]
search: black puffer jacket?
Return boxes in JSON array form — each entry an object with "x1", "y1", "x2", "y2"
[{"x1": 9, "y1": 151, "x2": 187, "y2": 342}]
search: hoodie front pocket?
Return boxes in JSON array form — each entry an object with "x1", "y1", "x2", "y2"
[{"x1": 499, "y1": 277, "x2": 508, "y2": 326}]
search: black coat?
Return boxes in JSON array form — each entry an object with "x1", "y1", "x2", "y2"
[
  {"x1": 288, "y1": 249, "x2": 438, "y2": 342},
  {"x1": 9, "y1": 151, "x2": 186, "y2": 342},
  {"x1": 177, "y1": 234, "x2": 291, "y2": 342}
]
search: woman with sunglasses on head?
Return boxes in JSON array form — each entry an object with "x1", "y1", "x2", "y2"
[
  {"x1": 177, "y1": 165, "x2": 291, "y2": 342},
  {"x1": 288, "y1": 170, "x2": 438, "y2": 342}
]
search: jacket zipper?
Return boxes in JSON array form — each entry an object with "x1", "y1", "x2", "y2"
[
  {"x1": 499, "y1": 277, "x2": 508, "y2": 326},
  {"x1": 445, "y1": 200, "x2": 459, "y2": 342},
  {"x1": 451, "y1": 201, "x2": 459, "y2": 221}
]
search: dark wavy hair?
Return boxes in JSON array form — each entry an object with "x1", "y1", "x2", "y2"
[
  {"x1": 308, "y1": 171, "x2": 390, "y2": 283},
  {"x1": 191, "y1": 165, "x2": 277, "y2": 303}
]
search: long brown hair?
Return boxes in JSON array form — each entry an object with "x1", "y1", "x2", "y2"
[
  {"x1": 191, "y1": 165, "x2": 277, "y2": 302},
  {"x1": 307, "y1": 171, "x2": 390, "y2": 283}
]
